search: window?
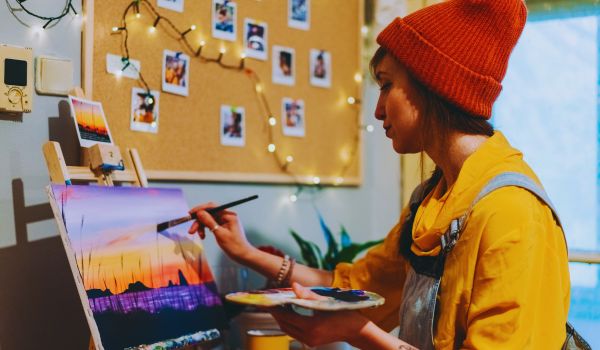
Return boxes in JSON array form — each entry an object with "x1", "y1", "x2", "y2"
[{"x1": 493, "y1": 5, "x2": 600, "y2": 347}]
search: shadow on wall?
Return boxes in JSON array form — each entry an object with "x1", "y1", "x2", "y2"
[
  {"x1": 0, "y1": 101, "x2": 89, "y2": 348},
  {"x1": 49, "y1": 100, "x2": 80, "y2": 164},
  {"x1": 0, "y1": 182, "x2": 90, "y2": 348}
]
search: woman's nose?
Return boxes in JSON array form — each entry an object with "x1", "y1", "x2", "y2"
[{"x1": 374, "y1": 98, "x2": 385, "y2": 121}]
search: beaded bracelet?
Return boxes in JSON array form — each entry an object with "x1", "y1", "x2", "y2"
[
  {"x1": 274, "y1": 255, "x2": 291, "y2": 286},
  {"x1": 281, "y1": 257, "x2": 296, "y2": 287}
]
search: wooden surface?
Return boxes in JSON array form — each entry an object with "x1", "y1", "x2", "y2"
[{"x1": 84, "y1": 0, "x2": 363, "y2": 184}]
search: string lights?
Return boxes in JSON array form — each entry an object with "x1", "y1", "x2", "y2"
[
  {"x1": 112, "y1": 0, "x2": 365, "y2": 197},
  {"x1": 13, "y1": 0, "x2": 78, "y2": 29}
]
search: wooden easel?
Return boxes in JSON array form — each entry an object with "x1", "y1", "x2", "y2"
[
  {"x1": 43, "y1": 140, "x2": 148, "y2": 188},
  {"x1": 43, "y1": 87, "x2": 148, "y2": 188},
  {"x1": 43, "y1": 88, "x2": 148, "y2": 350},
  {"x1": 42, "y1": 89, "x2": 221, "y2": 350}
]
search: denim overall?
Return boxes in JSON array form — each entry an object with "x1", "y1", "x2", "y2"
[{"x1": 397, "y1": 172, "x2": 591, "y2": 350}]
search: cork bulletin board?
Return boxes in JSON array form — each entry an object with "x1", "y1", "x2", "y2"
[{"x1": 82, "y1": 0, "x2": 363, "y2": 184}]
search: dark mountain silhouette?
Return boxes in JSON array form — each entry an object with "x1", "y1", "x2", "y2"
[
  {"x1": 87, "y1": 288, "x2": 113, "y2": 298},
  {"x1": 123, "y1": 281, "x2": 151, "y2": 294}
]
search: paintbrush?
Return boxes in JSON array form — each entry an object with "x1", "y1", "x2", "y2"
[{"x1": 156, "y1": 195, "x2": 259, "y2": 232}]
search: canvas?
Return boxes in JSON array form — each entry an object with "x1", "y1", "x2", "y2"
[{"x1": 47, "y1": 185, "x2": 226, "y2": 350}]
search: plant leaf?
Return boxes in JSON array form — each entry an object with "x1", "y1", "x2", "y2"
[
  {"x1": 340, "y1": 226, "x2": 352, "y2": 249},
  {"x1": 290, "y1": 229, "x2": 323, "y2": 269},
  {"x1": 337, "y1": 239, "x2": 384, "y2": 264},
  {"x1": 319, "y1": 214, "x2": 338, "y2": 267}
]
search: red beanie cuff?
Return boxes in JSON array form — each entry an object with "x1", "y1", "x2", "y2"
[{"x1": 377, "y1": 18, "x2": 503, "y2": 119}]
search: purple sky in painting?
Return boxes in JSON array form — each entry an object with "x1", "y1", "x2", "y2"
[
  {"x1": 49, "y1": 185, "x2": 213, "y2": 292},
  {"x1": 50, "y1": 185, "x2": 192, "y2": 251}
]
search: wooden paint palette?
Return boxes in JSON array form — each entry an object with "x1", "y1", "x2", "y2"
[{"x1": 225, "y1": 287, "x2": 385, "y2": 311}]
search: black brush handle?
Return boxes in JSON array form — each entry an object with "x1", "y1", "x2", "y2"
[
  {"x1": 157, "y1": 195, "x2": 259, "y2": 232},
  {"x1": 205, "y1": 194, "x2": 259, "y2": 216}
]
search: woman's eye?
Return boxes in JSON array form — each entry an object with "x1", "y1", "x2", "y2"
[{"x1": 379, "y1": 83, "x2": 391, "y2": 91}]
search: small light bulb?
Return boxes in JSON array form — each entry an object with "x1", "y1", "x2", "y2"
[
  {"x1": 366, "y1": 125, "x2": 374, "y2": 132},
  {"x1": 361, "y1": 25, "x2": 369, "y2": 36},
  {"x1": 115, "y1": 70, "x2": 123, "y2": 78},
  {"x1": 219, "y1": 47, "x2": 227, "y2": 54},
  {"x1": 190, "y1": 24, "x2": 197, "y2": 30},
  {"x1": 347, "y1": 96, "x2": 356, "y2": 105},
  {"x1": 200, "y1": 40, "x2": 206, "y2": 46},
  {"x1": 340, "y1": 149, "x2": 351, "y2": 162},
  {"x1": 135, "y1": 13, "x2": 141, "y2": 19},
  {"x1": 354, "y1": 73, "x2": 363, "y2": 83},
  {"x1": 286, "y1": 155, "x2": 294, "y2": 163},
  {"x1": 256, "y1": 84, "x2": 263, "y2": 93},
  {"x1": 268, "y1": 117, "x2": 276, "y2": 126},
  {"x1": 151, "y1": 122, "x2": 157, "y2": 128},
  {"x1": 112, "y1": 26, "x2": 120, "y2": 32},
  {"x1": 289, "y1": 194, "x2": 298, "y2": 202},
  {"x1": 312, "y1": 176, "x2": 321, "y2": 185},
  {"x1": 268, "y1": 144, "x2": 276, "y2": 153},
  {"x1": 241, "y1": 52, "x2": 247, "y2": 59},
  {"x1": 148, "y1": 26, "x2": 156, "y2": 33}
]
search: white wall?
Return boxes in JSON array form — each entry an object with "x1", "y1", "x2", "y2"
[{"x1": 0, "y1": 1, "x2": 400, "y2": 348}]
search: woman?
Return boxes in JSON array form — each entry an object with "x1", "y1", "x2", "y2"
[{"x1": 189, "y1": 0, "x2": 573, "y2": 348}]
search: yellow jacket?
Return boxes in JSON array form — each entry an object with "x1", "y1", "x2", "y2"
[{"x1": 332, "y1": 132, "x2": 570, "y2": 349}]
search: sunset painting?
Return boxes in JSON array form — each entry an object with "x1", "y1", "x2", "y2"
[
  {"x1": 68, "y1": 96, "x2": 113, "y2": 147},
  {"x1": 48, "y1": 185, "x2": 226, "y2": 350}
]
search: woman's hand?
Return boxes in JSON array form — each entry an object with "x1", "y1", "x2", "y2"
[
  {"x1": 269, "y1": 283, "x2": 371, "y2": 347},
  {"x1": 188, "y1": 202, "x2": 256, "y2": 263}
]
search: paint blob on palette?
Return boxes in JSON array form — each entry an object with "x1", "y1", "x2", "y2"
[
  {"x1": 226, "y1": 287, "x2": 385, "y2": 311},
  {"x1": 47, "y1": 185, "x2": 227, "y2": 350}
]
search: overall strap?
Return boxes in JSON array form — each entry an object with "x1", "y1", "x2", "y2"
[{"x1": 441, "y1": 171, "x2": 563, "y2": 253}]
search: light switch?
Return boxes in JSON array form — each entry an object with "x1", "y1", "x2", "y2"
[{"x1": 35, "y1": 56, "x2": 73, "y2": 96}]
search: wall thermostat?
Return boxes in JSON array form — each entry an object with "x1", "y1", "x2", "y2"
[
  {"x1": 35, "y1": 56, "x2": 73, "y2": 96},
  {"x1": 0, "y1": 44, "x2": 33, "y2": 113}
]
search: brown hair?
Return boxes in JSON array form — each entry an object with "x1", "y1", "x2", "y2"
[{"x1": 369, "y1": 47, "x2": 494, "y2": 184}]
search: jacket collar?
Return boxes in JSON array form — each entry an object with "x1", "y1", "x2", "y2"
[{"x1": 411, "y1": 131, "x2": 533, "y2": 256}]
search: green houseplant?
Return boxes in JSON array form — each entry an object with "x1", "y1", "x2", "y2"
[{"x1": 290, "y1": 214, "x2": 383, "y2": 271}]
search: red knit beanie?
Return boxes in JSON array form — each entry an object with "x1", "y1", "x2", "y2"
[{"x1": 377, "y1": 0, "x2": 527, "y2": 119}]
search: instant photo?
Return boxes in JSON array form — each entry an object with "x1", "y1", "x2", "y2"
[
  {"x1": 212, "y1": 0, "x2": 237, "y2": 41},
  {"x1": 272, "y1": 46, "x2": 295, "y2": 86},
  {"x1": 131, "y1": 87, "x2": 160, "y2": 134},
  {"x1": 244, "y1": 19, "x2": 268, "y2": 60},
  {"x1": 157, "y1": 0, "x2": 184, "y2": 12},
  {"x1": 162, "y1": 50, "x2": 190, "y2": 96},
  {"x1": 220, "y1": 105, "x2": 245, "y2": 147},
  {"x1": 282, "y1": 98, "x2": 305, "y2": 137},
  {"x1": 288, "y1": 0, "x2": 310, "y2": 30},
  {"x1": 68, "y1": 96, "x2": 114, "y2": 148},
  {"x1": 310, "y1": 49, "x2": 331, "y2": 88}
]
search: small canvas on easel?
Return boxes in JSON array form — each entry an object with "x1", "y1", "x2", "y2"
[
  {"x1": 47, "y1": 185, "x2": 226, "y2": 350},
  {"x1": 68, "y1": 96, "x2": 114, "y2": 148}
]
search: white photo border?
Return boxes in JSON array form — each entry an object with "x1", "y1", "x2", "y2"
[
  {"x1": 67, "y1": 96, "x2": 114, "y2": 148},
  {"x1": 130, "y1": 87, "x2": 160, "y2": 134},
  {"x1": 220, "y1": 105, "x2": 246, "y2": 147},
  {"x1": 212, "y1": 0, "x2": 237, "y2": 42},
  {"x1": 161, "y1": 49, "x2": 190, "y2": 96},
  {"x1": 282, "y1": 97, "x2": 305, "y2": 138},
  {"x1": 243, "y1": 18, "x2": 268, "y2": 61},
  {"x1": 288, "y1": 0, "x2": 310, "y2": 30},
  {"x1": 272, "y1": 45, "x2": 296, "y2": 86}
]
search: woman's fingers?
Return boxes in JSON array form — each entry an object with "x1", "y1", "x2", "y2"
[
  {"x1": 292, "y1": 282, "x2": 328, "y2": 301},
  {"x1": 188, "y1": 202, "x2": 217, "y2": 213}
]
